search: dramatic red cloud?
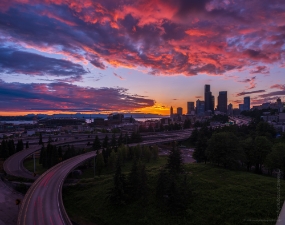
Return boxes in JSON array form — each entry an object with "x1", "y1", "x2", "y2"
[
  {"x1": 1, "y1": 0, "x2": 284, "y2": 77},
  {"x1": 0, "y1": 80, "x2": 155, "y2": 112},
  {"x1": 270, "y1": 84, "x2": 285, "y2": 90}
]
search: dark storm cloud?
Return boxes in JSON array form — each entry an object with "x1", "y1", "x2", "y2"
[
  {"x1": 0, "y1": 80, "x2": 155, "y2": 111},
  {"x1": 236, "y1": 90, "x2": 266, "y2": 96},
  {"x1": 0, "y1": 47, "x2": 87, "y2": 79},
  {"x1": 250, "y1": 66, "x2": 269, "y2": 74},
  {"x1": 0, "y1": 0, "x2": 285, "y2": 77}
]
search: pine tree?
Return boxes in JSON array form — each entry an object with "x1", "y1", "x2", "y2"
[
  {"x1": 117, "y1": 133, "x2": 123, "y2": 147},
  {"x1": 124, "y1": 133, "x2": 129, "y2": 145},
  {"x1": 103, "y1": 135, "x2": 109, "y2": 148},
  {"x1": 39, "y1": 133, "x2": 43, "y2": 145},
  {"x1": 39, "y1": 146, "x2": 45, "y2": 164},
  {"x1": 109, "y1": 159, "x2": 126, "y2": 204},
  {"x1": 8, "y1": 140, "x2": 15, "y2": 156},
  {"x1": 92, "y1": 135, "x2": 101, "y2": 151},
  {"x1": 95, "y1": 153, "x2": 105, "y2": 176},
  {"x1": 111, "y1": 133, "x2": 117, "y2": 150},
  {"x1": 166, "y1": 142, "x2": 183, "y2": 174},
  {"x1": 1, "y1": 140, "x2": 8, "y2": 159}
]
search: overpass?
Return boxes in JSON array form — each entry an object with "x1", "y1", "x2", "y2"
[
  {"x1": 4, "y1": 130, "x2": 192, "y2": 180},
  {"x1": 15, "y1": 132, "x2": 191, "y2": 225}
]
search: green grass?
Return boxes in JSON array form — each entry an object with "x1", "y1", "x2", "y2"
[
  {"x1": 23, "y1": 157, "x2": 46, "y2": 175},
  {"x1": 63, "y1": 159, "x2": 285, "y2": 225}
]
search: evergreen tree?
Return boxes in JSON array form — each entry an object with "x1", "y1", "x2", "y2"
[
  {"x1": 152, "y1": 145, "x2": 159, "y2": 161},
  {"x1": 117, "y1": 133, "x2": 123, "y2": 147},
  {"x1": 16, "y1": 140, "x2": 24, "y2": 152},
  {"x1": 166, "y1": 143, "x2": 183, "y2": 174},
  {"x1": 103, "y1": 135, "x2": 109, "y2": 148},
  {"x1": 8, "y1": 140, "x2": 15, "y2": 156},
  {"x1": 92, "y1": 135, "x2": 101, "y2": 151},
  {"x1": 108, "y1": 150, "x2": 116, "y2": 169},
  {"x1": 156, "y1": 169, "x2": 168, "y2": 200},
  {"x1": 109, "y1": 159, "x2": 127, "y2": 204},
  {"x1": 58, "y1": 146, "x2": 63, "y2": 162},
  {"x1": 39, "y1": 146, "x2": 45, "y2": 164},
  {"x1": 128, "y1": 160, "x2": 148, "y2": 201},
  {"x1": 189, "y1": 128, "x2": 199, "y2": 145},
  {"x1": 95, "y1": 153, "x2": 104, "y2": 176},
  {"x1": 1, "y1": 140, "x2": 8, "y2": 159},
  {"x1": 25, "y1": 141, "x2": 29, "y2": 149},
  {"x1": 254, "y1": 136, "x2": 272, "y2": 174},
  {"x1": 111, "y1": 133, "x2": 117, "y2": 149},
  {"x1": 39, "y1": 133, "x2": 43, "y2": 145},
  {"x1": 124, "y1": 133, "x2": 129, "y2": 145},
  {"x1": 193, "y1": 135, "x2": 208, "y2": 163},
  {"x1": 207, "y1": 132, "x2": 242, "y2": 169}
]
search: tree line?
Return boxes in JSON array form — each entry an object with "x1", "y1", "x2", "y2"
[
  {"x1": 39, "y1": 142, "x2": 86, "y2": 169},
  {"x1": 108, "y1": 142, "x2": 192, "y2": 213},
  {"x1": 0, "y1": 139, "x2": 28, "y2": 159},
  {"x1": 190, "y1": 120, "x2": 285, "y2": 178}
]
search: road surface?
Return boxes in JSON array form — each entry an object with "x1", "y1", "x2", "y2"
[{"x1": 17, "y1": 135, "x2": 193, "y2": 225}]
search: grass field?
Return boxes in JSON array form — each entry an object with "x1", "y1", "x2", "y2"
[
  {"x1": 23, "y1": 157, "x2": 46, "y2": 175},
  {"x1": 63, "y1": 158, "x2": 285, "y2": 225}
]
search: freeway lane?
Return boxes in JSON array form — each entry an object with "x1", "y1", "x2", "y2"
[
  {"x1": 3, "y1": 138, "x2": 94, "y2": 180},
  {"x1": 17, "y1": 151, "x2": 96, "y2": 225},
  {"x1": 17, "y1": 134, "x2": 192, "y2": 225},
  {"x1": 4, "y1": 130, "x2": 193, "y2": 179}
]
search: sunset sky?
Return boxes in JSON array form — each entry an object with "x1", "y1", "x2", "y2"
[{"x1": 0, "y1": 0, "x2": 285, "y2": 116}]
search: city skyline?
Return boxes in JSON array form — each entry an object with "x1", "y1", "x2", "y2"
[{"x1": 1, "y1": 1, "x2": 285, "y2": 116}]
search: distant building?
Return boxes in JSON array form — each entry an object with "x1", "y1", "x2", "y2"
[
  {"x1": 177, "y1": 107, "x2": 183, "y2": 115},
  {"x1": 228, "y1": 103, "x2": 233, "y2": 116},
  {"x1": 239, "y1": 104, "x2": 244, "y2": 112},
  {"x1": 211, "y1": 95, "x2": 215, "y2": 111},
  {"x1": 233, "y1": 108, "x2": 240, "y2": 116},
  {"x1": 217, "y1": 91, "x2": 227, "y2": 113},
  {"x1": 107, "y1": 113, "x2": 124, "y2": 125},
  {"x1": 39, "y1": 118, "x2": 85, "y2": 127},
  {"x1": 187, "y1": 102, "x2": 195, "y2": 114},
  {"x1": 204, "y1": 84, "x2": 213, "y2": 112},
  {"x1": 196, "y1": 99, "x2": 205, "y2": 116},
  {"x1": 244, "y1": 96, "x2": 250, "y2": 111},
  {"x1": 279, "y1": 113, "x2": 285, "y2": 123},
  {"x1": 170, "y1": 106, "x2": 173, "y2": 117}
]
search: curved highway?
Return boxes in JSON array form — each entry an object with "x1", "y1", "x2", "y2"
[
  {"x1": 17, "y1": 135, "x2": 191, "y2": 225},
  {"x1": 3, "y1": 130, "x2": 192, "y2": 225},
  {"x1": 17, "y1": 151, "x2": 96, "y2": 225},
  {"x1": 4, "y1": 130, "x2": 192, "y2": 179},
  {"x1": 3, "y1": 138, "x2": 94, "y2": 180}
]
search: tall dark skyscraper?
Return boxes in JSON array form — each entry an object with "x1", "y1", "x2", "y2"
[
  {"x1": 217, "y1": 91, "x2": 227, "y2": 113},
  {"x1": 244, "y1": 96, "x2": 250, "y2": 111},
  {"x1": 196, "y1": 99, "x2": 205, "y2": 116},
  {"x1": 187, "y1": 102, "x2": 195, "y2": 114},
  {"x1": 204, "y1": 84, "x2": 212, "y2": 112},
  {"x1": 211, "y1": 95, "x2": 215, "y2": 111}
]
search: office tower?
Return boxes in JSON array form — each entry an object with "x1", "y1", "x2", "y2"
[
  {"x1": 244, "y1": 96, "x2": 250, "y2": 111},
  {"x1": 239, "y1": 104, "x2": 244, "y2": 112},
  {"x1": 177, "y1": 107, "x2": 183, "y2": 115},
  {"x1": 228, "y1": 103, "x2": 233, "y2": 116},
  {"x1": 187, "y1": 102, "x2": 195, "y2": 114},
  {"x1": 170, "y1": 106, "x2": 173, "y2": 117},
  {"x1": 217, "y1": 91, "x2": 227, "y2": 113},
  {"x1": 211, "y1": 95, "x2": 215, "y2": 111},
  {"x1": 204, "y1": 84, "x2": 212, "y2": 112},
  {"x1": 196, "y1": 99, "x2": 205, "y2": 116}
]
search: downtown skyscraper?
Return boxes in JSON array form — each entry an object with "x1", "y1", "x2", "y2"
[
  {"x1": 217, "y1": 91, "x2": 228, "y2": 113},
  {"x1": 204, "y1": 84, "x2": 214, "y2": 112}
]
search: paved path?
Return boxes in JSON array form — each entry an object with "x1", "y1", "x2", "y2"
[{"x1": 0, "y1": 177, "x2": 23, "y2": 225}]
